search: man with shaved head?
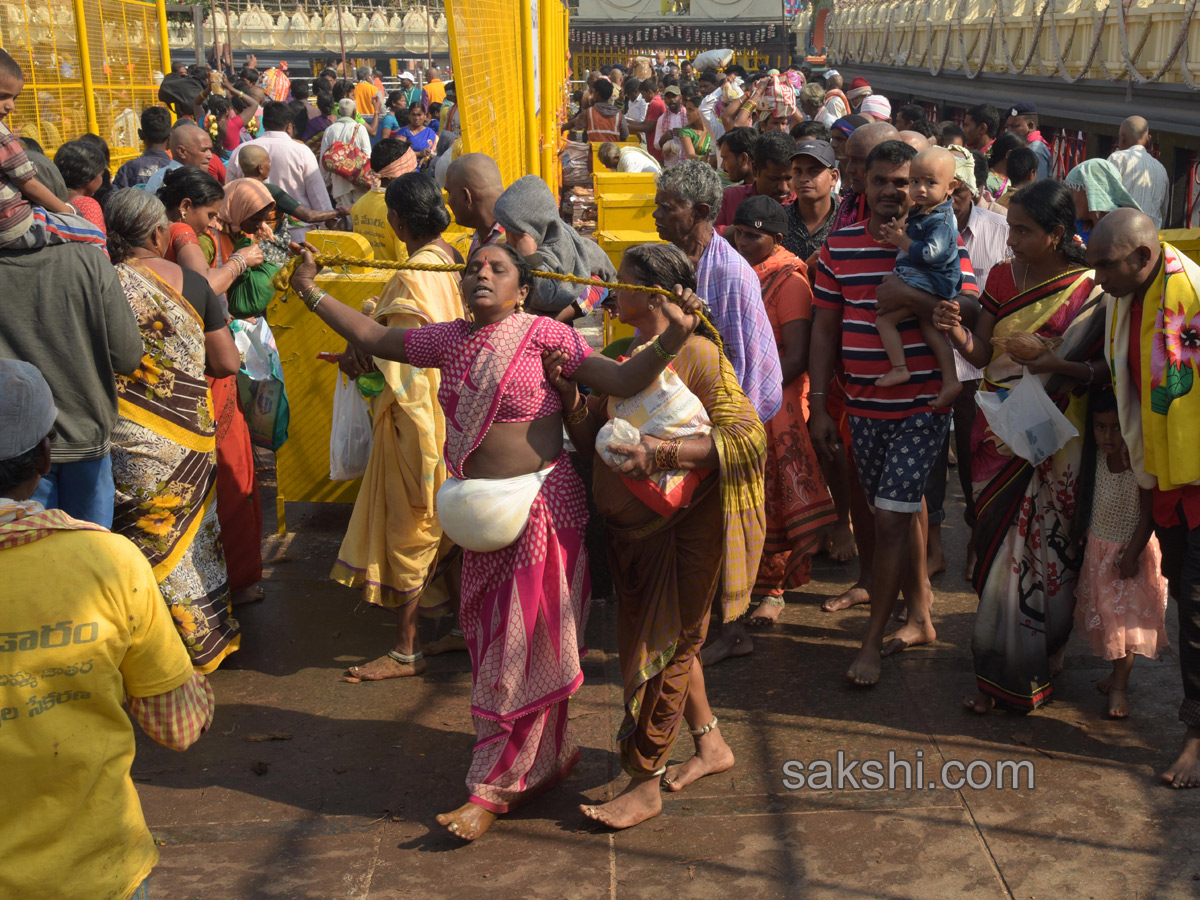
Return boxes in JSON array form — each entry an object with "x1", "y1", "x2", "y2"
[
  {"x1": 897, "y1": 130, "x2": 930, "y2": 152},
  {"x1": 1090, "y1": 208, "x2": 1200, "y2": 789},
  {"x1": 831, "y1": 122, "x2": 899, "y2": 232},
  {"x1": 444, "y1": 152, "x2": 505, "y2": 257},
  {"x1": 1108, "y1": 115, "x2": 1169, "y2": 228},
  {"x1": 142, "y1": 123, "x2": 214, "y2": 194}
]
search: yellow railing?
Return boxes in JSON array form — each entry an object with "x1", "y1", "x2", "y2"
[{"x1": 0, "y1": 0, "x2": 170, "y2": 167}]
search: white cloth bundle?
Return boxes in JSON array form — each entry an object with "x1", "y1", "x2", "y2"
[{"x1": 436, "y1": 466, "x2": 553, "y2": 553}]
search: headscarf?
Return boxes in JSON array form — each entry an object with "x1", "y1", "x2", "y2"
[
  {"x1": 258, "y1": 68, "x2": 290, "y2": 103},
  {"x1": 1064, "y1": 158, "x2": 1141, "y2": 214},
  {"x1": 831, "y1": 114, "x2": 868, "y2": 139},
  {"x1": 219, "y1": 178, "x2": 275, "y2": 234},
  {"x1": 947, "y1": 145, "x2": 979, "y2": 197},
  {"x1": 859, "y1": 94, "x2": 892, "y2": 121},
  {"x1": 493, "y1": 174, "x2": 617, "y2": 313},
  {"x1": 377, "y1": 148, "x2": 418, "y2": 180}
]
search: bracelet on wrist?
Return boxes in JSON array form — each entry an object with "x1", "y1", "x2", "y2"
[
  {"x1": 950, "y1": 332, "x2": 973, "y2": 351},
  {"x1": 564, "y1": 397, "x2": 589, "y2": 425},
  {"x1": 300, "y1": 284, "x2": 326, "y2": 311},
  {"x1": 651, "y1": 335, "x2": 678, "y2": 362}
]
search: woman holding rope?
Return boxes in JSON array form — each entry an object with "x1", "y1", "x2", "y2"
[{"x1": 288, "y1": 242, "x2": 704, "y2": 842}]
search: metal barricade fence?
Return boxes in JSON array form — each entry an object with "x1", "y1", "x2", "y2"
[{"x1": 1, "y1": 0, "x2": 170, "y2": 168}]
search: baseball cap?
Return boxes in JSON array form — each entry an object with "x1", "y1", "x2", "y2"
[
  {"x1": 1008, "y1": 100, "x2": 1036, "y2": 116},
  {"x1": 399, "y1": 71, "x2": 415, "y2": 82},
  {"x1": 791, "y1": 139, "x2": 837, "y2": 168},
  {"x1": 732, "y1": 195, "x2": 788, "y2": 235},
  {"x1": 663, "y1": 85, "x2": 681, "y2": 97},
  {"x1": 0, "y1": 359, "x2": 57, "y2": 459}
]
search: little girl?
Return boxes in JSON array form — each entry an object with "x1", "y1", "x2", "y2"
[{"x1": 1073, "y1": 387, "x2": 1169, "y2": 719}]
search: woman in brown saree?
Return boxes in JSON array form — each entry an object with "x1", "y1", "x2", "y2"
[{"x1": 547, "y1": 243, "x2": 767, "y2": 829}]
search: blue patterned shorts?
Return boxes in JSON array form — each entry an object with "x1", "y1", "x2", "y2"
[{"x1": 848, "y1": 412, "x2": 951, "y2": 514}]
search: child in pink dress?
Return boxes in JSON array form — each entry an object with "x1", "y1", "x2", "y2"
[{"x1": 1073, "y1": 387, "x2": 1169, "y2": 719}]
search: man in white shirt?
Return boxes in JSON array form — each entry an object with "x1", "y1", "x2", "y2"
[
  {"x1": 1108, "y1": 115, "x2": 1170, "y2": 229},
  {"x1": 625, "y1": 78, "x2": 649, "y2": 124},
  {"x1": 226, "y1": 100, "x2": 333, "y2": 241},
  {"x1": 597, "y1": 141, "x2": 662, "y2": 174},
  {"x1": 695, "y1": 69, "x2": 725, "y2": 142}
]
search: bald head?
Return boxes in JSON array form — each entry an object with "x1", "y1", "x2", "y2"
[
  {"x1": 1118, "y1": 115, "x2": 1150, "y2": 151},
  {"x1": 898, "y1": 130, "x2": 931, "y2": 151},
  {"x1": 169, "y1": 124, "x2": 213, "y2": 169},
  {"x1": 826, "y1": 72, "x2": 843, "y2": 91},
  {"x1": 1086, "y1": 208, "x2": 1162, "y2": 299},
  {"x1": 238, "y1": 144, "x2": 270, "y2": 179},
  {"x1": 845, "y1": 122, "x2": 900, "y2": 194},
  {"x1": 445, "y1": 152, "x2": 504, "y2": 231}
]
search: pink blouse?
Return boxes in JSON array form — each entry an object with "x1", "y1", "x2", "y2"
[{"x1": 404, "y1": 314, "x2": 592, "y2": 423}]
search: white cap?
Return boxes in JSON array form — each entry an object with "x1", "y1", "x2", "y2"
[
  {"x1": 0, "y1": 359, "x2": 57, "y2": 459},
  {"x1": 399, "y1": 71, "x2": 415, "y2": 82},
  {"x1": 824, "y1": 68, "x2": 840, "y2": 79}
]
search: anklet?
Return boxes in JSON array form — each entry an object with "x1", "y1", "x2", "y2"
[
  {"x1": 387, "y1": 649, "x2": 424, "y2": 664},
  {"x1": 449, "y1": 627, "x2": 463, "y2": 638},
  {"x1": 689, "y1": 716, "x2": 718, "y2": 737}
]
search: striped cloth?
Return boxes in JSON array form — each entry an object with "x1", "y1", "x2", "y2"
[{"x1": 813, "y1": 222, "x2": 978, "y2": 419}]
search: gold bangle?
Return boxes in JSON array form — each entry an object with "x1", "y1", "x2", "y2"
[{"x1": 564, "y1": 398, "x2": 589, "y2": 425}]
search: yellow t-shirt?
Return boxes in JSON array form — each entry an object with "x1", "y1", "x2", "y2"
[
  {"x1": 354, "y1": 81, "x2": 379, "y2": 119},
  {"x1": 351, "y1": 188, "x2": 408, "y2": 263},
  {"x1": 0, "y1": 529, "x2": 194, "y2": 900},
  {"x1": 425, "y1": 79, "x2": 446, "y2": 105}
]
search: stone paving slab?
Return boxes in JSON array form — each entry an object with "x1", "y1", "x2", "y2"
[{"x1": 134, "y1": 488, "x2": 1200, "y2": 899}]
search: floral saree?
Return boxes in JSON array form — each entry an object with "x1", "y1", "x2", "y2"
[
  {"x1": 970, "y1": 265, "x2": 1106, "y2": 710},
  {"x1": 111, "y1": 261, "x2": 238, "y2": 673}
]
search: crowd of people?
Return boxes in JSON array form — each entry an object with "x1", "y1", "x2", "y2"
[{"x1": 1, "y1": 42, "x2": 1199, "y2": 898}]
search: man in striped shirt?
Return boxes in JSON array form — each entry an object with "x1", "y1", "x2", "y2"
[{"x1": 808, "y1": 139, "x2": 980, "y2": 688}]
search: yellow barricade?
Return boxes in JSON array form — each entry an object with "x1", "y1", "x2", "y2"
[
  {"x1": 1161, "y1": 228, "x2": 1200, "y2": 267},
  {"x1": 596, "y1": 228, "x2": 664, "y2": 346}
]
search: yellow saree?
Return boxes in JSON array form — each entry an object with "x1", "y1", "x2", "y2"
[{"x1": 330, "y1": 244, "x2": 464, "y2": 610}]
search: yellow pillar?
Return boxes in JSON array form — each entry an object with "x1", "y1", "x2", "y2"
[
  {"x1": 155, "y1": 0, "x2": 172, "y2": 78},
  {"x1": 518, "y1": 0, "x2": 539, "y2": 178},
  {"x1": 538, "y1": 0, "x2": 555, "y2": 184},
  {"x1": 70, "y1": 0, "x2": 100, "y2": 137}
]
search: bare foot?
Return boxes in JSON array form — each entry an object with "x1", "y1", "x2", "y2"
[
  {"x1": 1161, "y1": 729, "x2": 1200, "y2": 789},
  {"x1": 1107, "y1": 688, "x2": 1130, "y2": 719},
  {"x1": 747, "y1": 598, "x2": 784, "y2": 627},
  {"x1": 964, "y1": 547, "x2": 977, "y2": 583},
  {"x1": 423, "y1": 632, "x2": 467, "y2": 656},
  {"x1": 662, "y1": 725, "x2": 735, "y2": 792},
  {"x1": 881, "y1": 619, "x2": 936, "y2": 656},
  {"x1": 828, "y1": 520, "x2": 857, "y2": 563},
  {"x1": 1048, "y1": 646, "x2": 1067, "y2": 679},
  {"x1": 892, "y1": 597, "x2": 908, "y2": 624},
  {"x1": 343, "y1": 652, "x2": 426, "y2": 683},
  {"x1": 876, "y1": 365, "x2": 911, "y2": 388},
  {"x1": 436, "y1": 801, "x2": 496, "y2": 841},
  {"x1": 701, "y1": 628, "x2": 753, "y2": 666},
  {"x1": 822, "y1": 583, "x2": 870, "y2": 612},
  {"x1": 1096, "y1": 673, "x2": 1113, "y2": 694},
  {"x1": 846, "y1": 644, "x2": 882, "y2": 686},
  {"x1": 931, "y1": 379, "x2": 962, "y2": 411},
  {"x1": 580, "y1": 776, "x2": 662, "y2": 828},
  {"x1": 963, "y1": 692, "x2": 995, "y2": 714},
  {"x1": 231, "y1": 585, "x2": 265, "y2": 606},
  {"x1": 926, "y1": 540, "x2": 947, "y2": 577}
]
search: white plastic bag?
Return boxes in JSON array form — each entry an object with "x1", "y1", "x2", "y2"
[
  {"x1": 692, "y1": 49, "x2": 733, "y2": 70},
  {"x1": 231, "y1": 316, "x2": 276, "y2": 383},
  {"x1": 976, "y1": 370, "x2": 1078, "y2": 467},
  {"x1": 329, "y1": 372, "x2": 373, "y2": 481}
]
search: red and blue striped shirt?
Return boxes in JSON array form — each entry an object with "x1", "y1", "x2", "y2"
[{"x1": 813, "y1": 221, "x2": 978, "y2": 419}]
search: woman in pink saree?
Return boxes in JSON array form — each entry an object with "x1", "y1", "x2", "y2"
[{"x1": 289, "y1": 242, "x2": 703, "y2": 841}]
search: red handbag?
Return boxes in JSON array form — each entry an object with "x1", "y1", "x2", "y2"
[{"x1": 321, "y1": 128, "x2": 379, "y2": 190}]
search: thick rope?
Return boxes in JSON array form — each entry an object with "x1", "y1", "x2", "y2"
[{"x1": 271, "y1": 253, "x2": 727, "y2": 357}]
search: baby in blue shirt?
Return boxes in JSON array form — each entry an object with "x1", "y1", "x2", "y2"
[{"x1": 878, "y1": 146, "x2": 962, "y2": 409}]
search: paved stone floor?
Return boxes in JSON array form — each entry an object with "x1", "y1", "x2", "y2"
[{"x1": 134, "y1": 477, "x2": 1200, "y2": 899}]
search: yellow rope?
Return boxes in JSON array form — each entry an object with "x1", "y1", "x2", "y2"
[
  {"x1": 271, "y1": 253, "x2": 726, "y2": 358},
  {"x1": 271, "y1": 253, "x2": 668, "y2": 297}
]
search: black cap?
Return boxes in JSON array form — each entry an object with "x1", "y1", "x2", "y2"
[
  {"x1": 791, "y1": 139, "x2": 837, "y2": 168},
  {"x1": 733, "y1": 195, "x2": 789, "y2": 235},
  {"x1": 1008, "y1": 101, "x2": 1037, "y2": 116}
]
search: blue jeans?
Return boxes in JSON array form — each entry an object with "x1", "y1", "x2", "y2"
[{"x1": 31, "y1": 455, "x2": 115, "y2": 528}]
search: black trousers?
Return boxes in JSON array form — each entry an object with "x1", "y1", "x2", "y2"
[
  {"x1": 924, "y1": 379, "x2": 979, "y2": 527},
  {"x1": 1156, "y1": 510, "x2": 1200, "y2": 728}
]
